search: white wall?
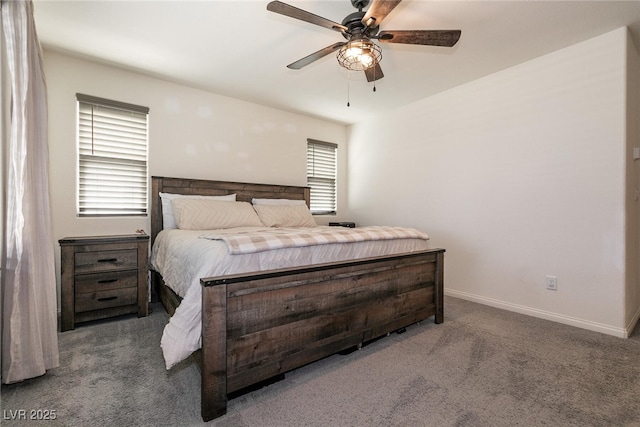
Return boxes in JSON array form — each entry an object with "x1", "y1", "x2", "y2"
[
  {"x1": 348, "y1": 28, "x2": 635, "y2": 336},
  {"x1": 625, "y1": 31, "x2": 640, "y2": 332},
  {"x1": 44, "y1": 51, "x2": 347, "y2": 307}
]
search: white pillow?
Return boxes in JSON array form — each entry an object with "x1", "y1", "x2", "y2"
[
  {"x1": 253, "y1": 204, "x2": 317, "y2": 228},
  {"x1": 251, "y1": 198, "x2": 307, "y2": 206},
  {"x1": 159, "y1": 192, "x2": 236, "y2": 229},
  {"x1": 171, "y1": 199, "x2": 263, "y2": 230}
]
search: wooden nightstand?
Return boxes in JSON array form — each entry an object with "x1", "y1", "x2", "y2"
[{"x1": 59, "y1": 234, "x2": 149, "y2": 331}]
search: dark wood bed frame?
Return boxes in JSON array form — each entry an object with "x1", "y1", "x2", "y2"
[{"x1": 150, "y1": 176, "x2": 445, "y2": 421}]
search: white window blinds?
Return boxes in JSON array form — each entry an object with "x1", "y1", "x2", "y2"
[
  {"x1": 306, "y1": 139, "x2": 337, "y2": 215},
  {"x1": 77, "y1": 94, "x2": 149, "y2": 216}
]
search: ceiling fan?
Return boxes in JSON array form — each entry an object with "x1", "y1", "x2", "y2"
[{"x1": 266, "y1": 0, "x2": 461, "y2": 82}]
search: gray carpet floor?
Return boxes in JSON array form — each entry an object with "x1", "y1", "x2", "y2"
[{"x1": 2, "y1": 296, "x2": 639, "y2": 427}]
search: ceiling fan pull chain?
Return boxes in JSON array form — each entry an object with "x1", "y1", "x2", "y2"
[
  {"x1": 347, "y1": 69, "x2": 351, "y2": 107},
  {"x1": 373, "y1": 65, "x2": 377, "y2": 92}
]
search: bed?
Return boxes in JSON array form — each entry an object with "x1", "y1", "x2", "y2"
[{"x1": 149, "y1": 176, "x2": 445, "y2": 421}]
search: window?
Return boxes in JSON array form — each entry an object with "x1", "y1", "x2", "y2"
[
  {"x1": 306, "y1": 139, "x2": 337, "y2": 215},
  {"x1": 76, "y1": 94, "x2": 149, "y2": 216}
]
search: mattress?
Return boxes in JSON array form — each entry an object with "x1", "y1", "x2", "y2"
[{"x1": 151, "y1": 226, "x2": 430, "y2": 369}]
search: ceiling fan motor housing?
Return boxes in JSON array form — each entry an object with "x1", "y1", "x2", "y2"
[
  {"x1": 351, "y1": 0, "x2": 370, "y2": 10},
  {"x1": 341, "y1": 11, "x2": 379, "y2": 39}
]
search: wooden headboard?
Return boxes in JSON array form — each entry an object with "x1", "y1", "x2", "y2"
[{"x1": 150, "y1": 176, "x2": 311, "y2": 246}]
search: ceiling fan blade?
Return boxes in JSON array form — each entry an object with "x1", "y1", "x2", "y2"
[
  {"x1": 364, "y1": 63, "x2": 384, "y2": 82},
  {"x1": 362, "y1": 0, "x2": 403, "y2": 28},
  {"x1": 377, "y1": 30, "x2": 461, "y2": 47},
  {"x1": 287, "y1": 42, "x2": 345, "y2": 70},
  {"x1": 267, "y1": 1, "x2": 348, "y2": 33}
]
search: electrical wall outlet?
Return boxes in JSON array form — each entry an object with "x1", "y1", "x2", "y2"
[{"x1": 546, "y1": 276, "x2": 558, "y2": 291}]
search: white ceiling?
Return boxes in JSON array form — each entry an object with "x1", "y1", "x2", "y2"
[{"x1": 33, "y1": 0, "x2": 640, "y2": 125}]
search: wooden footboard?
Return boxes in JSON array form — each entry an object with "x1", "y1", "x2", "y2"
[{"x1": 199, "y1": 248, "x2": 444, "y2": 421}]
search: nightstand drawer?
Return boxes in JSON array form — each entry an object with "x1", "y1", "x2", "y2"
[
  {"x1": 75, "y1": 270, "x2": 138, "y2": 293},
  {"x1": 75, "y1": 249, "x2": 137, "y2": 274},
  {"x1": 75, "y1": 287, "x2": 138, "y2": 313}
]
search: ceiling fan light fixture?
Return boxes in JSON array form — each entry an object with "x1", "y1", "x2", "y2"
[{"x1": 337, "y1": 38, "x2": 381, "y2": 71}]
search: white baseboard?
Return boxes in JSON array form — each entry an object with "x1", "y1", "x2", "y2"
[
  {"x1": 626, "y1": 305, "x2": 640, "y2": 338},
  {"x1": 445, "y1": 289, "x2": 630, "y2": 338}
]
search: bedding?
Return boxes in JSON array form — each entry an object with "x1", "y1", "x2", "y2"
[
  {"x1": 252, "y1": 203, "x2": 316, "y2": 227},
  {"x1": 159, "y1": 192, "x2": 236, "y2": 229},
  {"x1": 202, "y1": 225, "x2": 430, "y2": 254},
  {"x1": 151, "y1": 226, "x2": 430, "y2": 369},
  {"x1": 171, "y1": 199, "x2": 263, "y2": 230},
  {"x1": 251, "y1": 198, "x2": 307, "y2": 205}
]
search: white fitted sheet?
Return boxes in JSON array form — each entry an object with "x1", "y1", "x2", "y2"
[{"x1": 150, "y1": 226, "x2": 430, "y2": 369}]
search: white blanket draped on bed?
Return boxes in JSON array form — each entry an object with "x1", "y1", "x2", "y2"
[{"x1": 151, "y1": 226, "x2": 430, "y2": 369}]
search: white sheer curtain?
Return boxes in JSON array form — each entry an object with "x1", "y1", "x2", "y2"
[{"x1": 1, "y1": 0, "x2": 59, "y2": 383}]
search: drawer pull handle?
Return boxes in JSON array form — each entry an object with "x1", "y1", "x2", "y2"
[
  {"x1": 97, "y1": 296, "x2": 118, "y2": 302},
  {"x1": 98, "y1": 258, "x2": 118, "y2": 263},
  {"x1": 98, "y1": 279, "x2": 118, "y2": 284}
]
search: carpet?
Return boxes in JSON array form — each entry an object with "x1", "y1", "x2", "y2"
[{"x1": 2, "y1": 297, "x2": 639, "y2": 426}]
